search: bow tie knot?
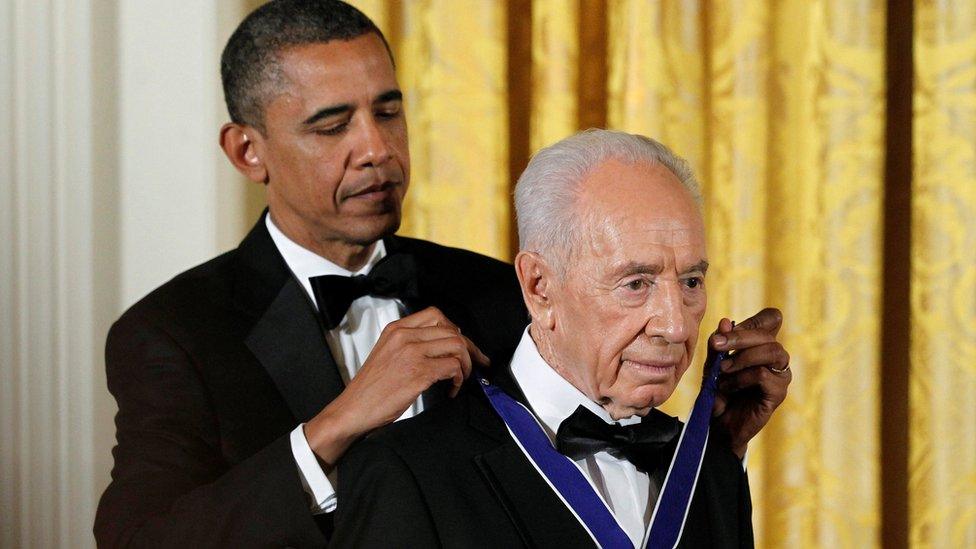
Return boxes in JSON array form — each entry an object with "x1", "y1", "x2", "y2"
[
  {"x1": 555, "y1": 405, "x2": 681, "y2": 473},
  {"x1": 309, "y1": 252, "x2": 419, "y2": 329}
]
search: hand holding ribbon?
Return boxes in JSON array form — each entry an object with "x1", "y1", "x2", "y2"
[{"x1": 710, "y1": 308, "x2": 792, "y2": 459}]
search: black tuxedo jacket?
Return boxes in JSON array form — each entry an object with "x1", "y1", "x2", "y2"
[
  {"x1": 94, "y1": 214, "x2": 526, "y2": 548},
  {"x1": 331, "y1": 369, "x2": 754, "y2": 548}
]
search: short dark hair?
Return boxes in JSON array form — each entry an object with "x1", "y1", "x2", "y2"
[{"x1": 220, "y1": 0, "x2": 390, "y2": 132}]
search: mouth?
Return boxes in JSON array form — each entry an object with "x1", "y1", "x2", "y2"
[
  {"x1": 622, "y1": 359, "x2": 680, "y2": 380},
  {"x1": 346, "y1": 181, "x2": 400, "y2": 202}
]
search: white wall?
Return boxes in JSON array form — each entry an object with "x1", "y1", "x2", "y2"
[
  {"x1": 0, "y1": 1, "x2": 261, "y2": 546},
  {"x1": 116, "y1": 1, "x2": 222, "y2": 304}
]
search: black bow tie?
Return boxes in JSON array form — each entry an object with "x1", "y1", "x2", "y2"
[
  {"x1": 555, "y1": 405, "x2": 681, "y2": 473},
  {"x1": 309, "y1": 252, "x2": 419, "y2": 330}
]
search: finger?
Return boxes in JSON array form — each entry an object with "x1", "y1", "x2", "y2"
[
  {"x1": 418, "y1": 336, "x2": 473, "y2": 375},
  {"x1": 461, "y1": 334, "x2": 491, "y2": 367},
  {"x1": 707, "y1": 318, "x2": 734, "y2": 349},
  {"x1": 714, "y1": 327, "x2": 778, "y2": 352},
  {"x1": 380, "y1": 325, "x2": 461, "y2": 350},
  {"x1": 718, "y1": 364, "x2": 791, "y2": 399},
  {"x1": 717, "y1": 366, "x2": 764, "y2": 394},
  {"x1": 395, "y1": 306, "x2": 459, "y2": 330},
  {"x1": 416, "y1": 331, "x2": 488, "y2": 366},
  {"x1": 450, "y1": 355, "x2": 473, "y2": 398},
  {"x1": 734, "y1": 307, "x2": 783, "y2": 337},
  {"x1": 712, "y1": 391, "x2": 728, "y2": 417},
  {"x1": 423, "y1": 356, "x2": 467, "y2": 397},
  {"x1": 718, "y1": 317, "x2": 734, "y2": 334},
  {"x1": 721, "y1": 343, "x2": 789, "y2": 374}
]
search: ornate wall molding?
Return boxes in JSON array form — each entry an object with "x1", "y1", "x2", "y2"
[{"x1": 1, "y1": 1, "x2": 101, "y2": 546}]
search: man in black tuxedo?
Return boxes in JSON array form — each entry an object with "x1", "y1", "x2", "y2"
[
  {"x1": 95, "y1": 1, "x2": 525, "y2": 547},
  {"x1": 331, "y1": 130, "x2": 793, "y2": 548}
]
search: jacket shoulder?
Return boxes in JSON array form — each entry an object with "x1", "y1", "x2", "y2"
[
  {"x1": 123, "y1": 248, "x2": 237, "y2": 310},
  {"x1": 109, "y1": 247, "x2": 248, "y2": 343},
  {"x1": 365, "y1": 385, "x2": 491, "y2": 456}
]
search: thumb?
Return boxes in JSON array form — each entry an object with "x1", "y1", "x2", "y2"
[{"x1": 712, "y1": 392, "x2": 728, "y2": 417}]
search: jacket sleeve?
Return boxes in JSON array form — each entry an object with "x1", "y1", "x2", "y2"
[
  {"x1": 738, "y1": 469, "x2": 755, "y2": 548},
  {"x1": 94, "y1": 311, "x2": 326, "y2": 548},
  {"x1": 679, "y1": 438, "x2": 754, "y2": 549},
  {"x1": 330, "y1": 437, "x2": 439, "y2": 548}
]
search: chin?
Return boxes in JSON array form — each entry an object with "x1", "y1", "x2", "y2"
[
  {"x1": 624, "y1": 383, "x2": 677, "y2": 412},
  {"x1": 346, "y1": 215, "x2": 401, "y2": 245},
  {"x1": 604, "y1": 399, "x2": 652, "y2": 421}
]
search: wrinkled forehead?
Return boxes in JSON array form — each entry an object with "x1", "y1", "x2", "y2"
[
  {"x1": 565, "y1": 217, "x2": 707, "y2": 277},
  {"x1": 608, "y1": 218, "x2": 705, "y2": 247},
  {"x1": 580, "y1": 210, "x2": 706, "y2": 253},
  {"x1": 568, "y1": 158, "x2": 707, "y2": 263}
]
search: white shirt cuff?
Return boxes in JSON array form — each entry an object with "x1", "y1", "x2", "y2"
[{"x1": 290, "y1": 424, "x2": 337, "y2": 514}]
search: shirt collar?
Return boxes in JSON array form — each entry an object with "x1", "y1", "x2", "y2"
[
  {"x1": 265, "y1": 213, "x2": 387, "y2": 306},
  {"x1": 509, "y1": 327, "x2": 640, "y2": 441}
]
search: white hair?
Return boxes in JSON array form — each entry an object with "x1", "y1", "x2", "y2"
[{"x1": 514, "y1": 129, "x2": 702, "y2": 265}]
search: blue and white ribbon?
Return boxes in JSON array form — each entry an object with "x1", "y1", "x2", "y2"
[{"x1": 477, "y1": 348, "x2": 725, "y2": 549}]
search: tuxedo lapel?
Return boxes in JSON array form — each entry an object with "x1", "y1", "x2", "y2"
[
  {"x1": 245, "y1": 277, "x2": 345, "y2": 422},
  {"x1": 466, "y1": 381, "x2": 596, "y2": 548},
  {"x1": 474, "y1": 444, "x2": 595, "y2": 548},
  {"x1": 235, "y1": 213, "x2": 346, "y2": 423}
]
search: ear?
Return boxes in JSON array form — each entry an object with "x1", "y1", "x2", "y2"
[
  {"x1": 515, "y1": 251, "x2": 557, "y2": 330},
  {"x1": 219, "y1": 123, "x2": 269, "y2": 184}
]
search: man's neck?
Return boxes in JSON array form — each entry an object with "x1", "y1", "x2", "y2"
[
  {"x1": 269, "y1": 212, "x2": 376, "y2": 271},
  {"x1": 529, "y1": 324, "x2": 642, "y2": 421},
  {"x1": 311, "y1": 240, "x2": 376, "y2": 272}
]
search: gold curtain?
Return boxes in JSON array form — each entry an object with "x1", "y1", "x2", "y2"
[
  {"x1": 355, "y1": 0, "x2": 512, "y2": 259},
  {"x1": 608, "y1": 2, "x2": 885, "y2": 546},
  {"x1": 531, "y1": 0, "x2": 579, "y2": 151},
  {"x1": 351, "y1": 1, "x2": 976, "y2": 546},
  {"x1": 912, "y1": 1, "x2": 976, "y2": 547}
]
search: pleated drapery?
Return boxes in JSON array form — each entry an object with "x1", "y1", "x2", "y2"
[
  {"x1": 911, "y1": 2, "x2": 976, "y2": 547},
  {"x1": 351, "y1": 2, "x2": 975, "y2": 547}
]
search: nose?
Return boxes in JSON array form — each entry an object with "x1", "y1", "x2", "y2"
[
  {"x1": 644, "y1": 281, "x2": 690, "y2": 344},
  {"x1": 353, "y1": 116, "x2": 393, "y2": 168}
]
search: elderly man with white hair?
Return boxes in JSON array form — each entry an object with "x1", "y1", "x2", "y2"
[{"x1": 331, "y1": 130, "x2": 791, "y2": 549}]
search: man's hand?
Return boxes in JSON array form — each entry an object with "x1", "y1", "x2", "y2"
[
  {"x1": 303, "y1": 306, "x2": 490, "y2": 469},
  {"x1": 709, "y1": 308, "x2": 792, "y2": 459}
]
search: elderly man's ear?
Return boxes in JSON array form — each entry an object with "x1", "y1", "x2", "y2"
[
  {"x1": 220, "y1": 123, "x2": 269, "y2": 183},
  {"x1": 515, "y1": 251, "x2": 556, "y2": 330}
]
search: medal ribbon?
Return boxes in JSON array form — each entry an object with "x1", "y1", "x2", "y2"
[{"x1": 476, "y1": 347, "x2": 725, "y2": 549}]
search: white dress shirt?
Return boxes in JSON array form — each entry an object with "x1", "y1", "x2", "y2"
[
  {"x1": 509, "y1": 328, "x2": 659, "y2": 548},
  {"x1": 266, "y1": 215, "x2": 423, "y2": 515}
]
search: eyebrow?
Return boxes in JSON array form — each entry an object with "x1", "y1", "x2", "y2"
[
  {"x1": 615, "y1": 261, "x2": 663, "y2": 277},
  {"x1": 681, "y1": 259, "x2": 708, "y2": 274},
  {"x1": 681, "y1": 260, "x2": 710, "y2": 275},
  {"x1": 613, "y1": 259, "x2": 709, "y2": 278},
  {"x1": 302, "y1": 104, "x2": 351, "y2": 126},
  {"x1": 301, "y1": 89, "x2": 403, "y2": 126},
  {"x1": 374, "y1": 89, "x2": 403, "y2": 104}
]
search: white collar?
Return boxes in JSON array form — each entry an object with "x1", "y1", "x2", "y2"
[
  {"x1": 265, "y1": 213, "x2": 387, "y2": 308},
  {"x1": 509, "y1": 327, "x2": 641, "y2": 441}
]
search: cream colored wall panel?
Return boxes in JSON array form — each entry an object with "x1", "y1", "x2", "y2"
[
  {"x1": 116, "y1": 1, "x2": 223, "y2": 307},
  {"x1": 1, "y1": 0, "x2": 101, "y2": 546},
  {"x1": 2, "y1": 2, "x2": 257, "y2": 547}
]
